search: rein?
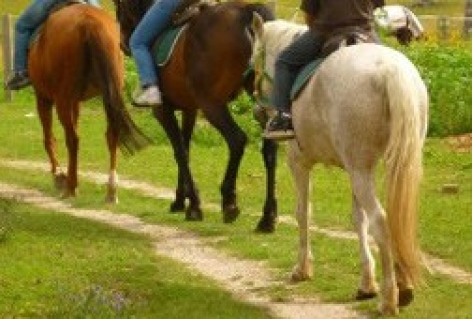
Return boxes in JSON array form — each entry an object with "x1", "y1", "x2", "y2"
[{"x1": 249, "y1": 42, "x2": 276, "y2": 125}]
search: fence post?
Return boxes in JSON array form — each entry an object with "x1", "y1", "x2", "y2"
[
  {"x1": 464, "y1": 0, "x2": 472, "y2": 38},
  {"x1": 437, "y1": 16, "x2": 450, "y2": 41},
  {"x1": 2, "y1": 14, "x2": 14, "y2": 102}
]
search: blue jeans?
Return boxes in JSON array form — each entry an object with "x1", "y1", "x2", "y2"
[
  {"x1": 130, "y1": 0, "x2": 181, "y2": 87},
  {"x1": 270, "y1": 30, "x2": 323, "y2": 113},
  {"x1": 14, "y1": 0, "x2": 100, "y2": 72}
]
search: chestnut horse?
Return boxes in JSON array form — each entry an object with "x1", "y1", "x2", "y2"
[
  {"x1": 113, "y1": 0, "x2": 277, "y2": 229},
  {"x1": 28, "y1": 3, "x2": 149, "y2": 202}
]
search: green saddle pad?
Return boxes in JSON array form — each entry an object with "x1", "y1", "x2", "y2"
[
  {"x1": 290, "y1": 59, "x2": 324, "y2": 101},
  {"x1": 152, "y1": 25, "x2": 187, "y2": 66}
]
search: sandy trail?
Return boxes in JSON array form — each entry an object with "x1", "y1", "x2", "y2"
[
  {"x1": 1, "y1": 159, "x2": 469, "y2": 284},
  {"x1": 0, "y1": 182, "x2": 363, "y2": 319}
]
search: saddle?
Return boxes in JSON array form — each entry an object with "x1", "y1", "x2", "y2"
[
  {"x1": 320, "y1": 26, "x2": 378, "y2": 57},
  {"x1": 151, "y1": 0, "x2": 216, "y2": 66},
  {"x1": 291, "y1": 27, "x2": 377, "y2": 100},
  {"x1": 172, "y1": 0, "x2": 216, "y2": 26}
]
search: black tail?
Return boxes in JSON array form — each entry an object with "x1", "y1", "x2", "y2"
[{"x1": 83, "y1": 23, "x2": 151, "y2": 155}]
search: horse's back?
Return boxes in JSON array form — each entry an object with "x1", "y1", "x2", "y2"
[
  {"x1": 292, "y1": 43, "x2": 427, "y2": 168},
  {"x1": 162, "y1": 2, "x2": 260, "y2": 109}
]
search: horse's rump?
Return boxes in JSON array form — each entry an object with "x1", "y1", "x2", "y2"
[
  {"x1": 29, "y1": 4, "x2": 121, "y2": 101},
  {"x1": 292, "y1": 43, "x2": 427, "y2": 167}
]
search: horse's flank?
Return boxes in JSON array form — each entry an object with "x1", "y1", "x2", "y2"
[{"x1": 161, "y1": 2, "x2": 267, "y2": 111}]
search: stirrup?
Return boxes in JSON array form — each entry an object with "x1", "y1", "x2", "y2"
[{"x1": 263, "y1": 129, "x2": 295, "y2": 141}]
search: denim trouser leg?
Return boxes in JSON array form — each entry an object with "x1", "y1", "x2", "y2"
[
  {"x1": 86, "y1": 0, "x2": 101, "y2": 6},
  {"x1": 14, "y1": 0, "x2": 60, "y2": 72},
  {"x1": 270, "y1": 30, "x2": 323, "y2": 113},
  {"x1": 130, "y1": 0, "x2": 181, "y2": 87}
]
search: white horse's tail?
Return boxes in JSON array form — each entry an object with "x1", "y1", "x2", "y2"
[{"x1": 382, "y1": 58, "x2": 427, "y2": 287}]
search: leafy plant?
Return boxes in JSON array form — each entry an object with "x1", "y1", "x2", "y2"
[{"x1": 401, "y1": 43, "x2": 472, "y2": 136}]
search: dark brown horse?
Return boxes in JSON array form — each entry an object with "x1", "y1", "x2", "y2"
[
  {"x1": 113, "y1": 0, "x2": 278, "y2": 231},
  {"x1": 28, "y1": 3, "x2": 149, "y2": 202}
]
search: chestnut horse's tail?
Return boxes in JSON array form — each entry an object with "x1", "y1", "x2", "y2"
[{"x1": 82, "y1": 22, "x2": 151, "y2": 155}]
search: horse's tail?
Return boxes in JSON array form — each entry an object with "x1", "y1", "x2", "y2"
[
  {"x1": 82, "y1": 19, "x2": 151, "y2": 155},
  {"x1": 382, "y1": 57, "x2": 428, "y2": 287}
]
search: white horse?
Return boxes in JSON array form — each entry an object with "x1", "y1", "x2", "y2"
[{"x1": 252, "y1": 19, "x2": 429, "y2": 316}]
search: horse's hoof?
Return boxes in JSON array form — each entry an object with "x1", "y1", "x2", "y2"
[
  {"x1": 223, "y1": 204, "x2": 240, "y2": 223},
  {"x1": 54, "y1": 173, "x2": 67, "y2": 191},
  {"x1": 355, "y1": 289, "x2": 378, "y2": 300},
  {"x1": 105, "y1": 186, "x2": 118, "y2": 204},
  {"x1": 185, "y1": 208, "x2": 203, "y2": 221},
  {"x1": 378, "y1": 303, "x2": 399, "y2": 316},
  {"x1": 170, "y1": 200, "x2": 186, "y2": 213},
  {"x1": 60, "y1": 190, "x2": 76, "y2": 199},
  {"x1": 254, "y1": 217, "x2": 275, "y2": 233},
  {"x1": 398, "y1": 288, "x2": 414, "y2": 307},
  {"x1": 104, "y1": 194, "x2": 118, "y2": 204},
  {"x1": 290, "y1": 267, "x2": 312, "y2": 282}
]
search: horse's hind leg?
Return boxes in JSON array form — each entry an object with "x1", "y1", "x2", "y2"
[
  {"x1": 287, "y1": 146, "x2": 313, "y2": 281},
  {"x1": 56, "y1": 102, "x2": 80, "y2": 198},
  {"x1": 350, "y1": 169, "x2": 398, "y2": 316},
  {"x1": 352, "y1": 193, "x2": 379, "y2": 300},
  {"x1": 36, "y1": 95, "x2": 66, "y2": 190},
  {"x1": 105, "y1": 124, "x2": 119, "y2": 204},
  {"x1": 153, "y1": 104, "x2": 202, "y2": 221},
  {"x1": 202, "y1": 106, "x2": 247, "y2": 224},
  {"x1": 170, "y1": 110, "x2": 197, "y2": 212}
]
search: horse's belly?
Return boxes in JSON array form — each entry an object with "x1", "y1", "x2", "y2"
[{"x1": 296, "y1": 123, "x2": 342, "y2": 166}]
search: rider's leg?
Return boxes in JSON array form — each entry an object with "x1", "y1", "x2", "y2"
[
  {"x1": 129, "y1": 0, "x2": 181, "y2": 106},
  {"x1": 264, "y1": 30, "x2": 323, "y2": 140},
  {"x1": 6, "y1": 0, "x2": 58, "y2": 90}
]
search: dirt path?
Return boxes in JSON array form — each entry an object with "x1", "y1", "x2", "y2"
[
  {"x1": 0, "y1": 182, "x2": 363, "y2": 319},
  {"x1": 0, "y1": 159, "x2": 470, "y2": 285}
]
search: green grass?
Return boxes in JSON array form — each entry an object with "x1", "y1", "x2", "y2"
[
  {"x1": 0, "y1": 1, "x2": 471, "y2": 317},
  {"x1": 0, "y1": 98, "x2": 470, "y2": 318},
  {"x1": 0, "y1": 101, "x2": 471, "y2": 270},
  {"x1": 0, "y1": 199, "x2": 271, "y2": 318}
]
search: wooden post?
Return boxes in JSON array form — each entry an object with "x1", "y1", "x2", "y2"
[
  {"x1": 437, "y1": 16, "x2": 450, "y2": 41},
  {"x1": 2, "y1": 14, "x2": 14, "y2": 102},
  {"x1": 464, "y1": 0, "x2": 472, "y2": 38}
]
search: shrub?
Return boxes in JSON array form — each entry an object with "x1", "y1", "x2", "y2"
[{"x1": 401, "y1": 42, "x2": 472, "y2": 137}]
